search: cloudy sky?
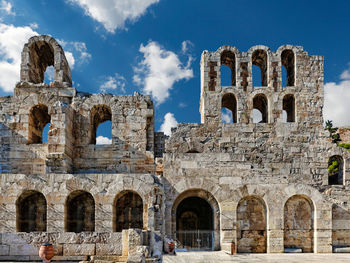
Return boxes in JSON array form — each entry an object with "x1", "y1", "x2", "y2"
[{"x1": 0, "y1": 0, "x2": 350, "y2": 142}]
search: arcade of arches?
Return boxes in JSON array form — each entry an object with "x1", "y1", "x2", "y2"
[{"x1": 14, "y1": 188, "x2": 345, "y2": 254}]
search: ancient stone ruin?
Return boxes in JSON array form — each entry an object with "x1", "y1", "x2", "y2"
[{"x1": 0, "y1": 35, "x2": 350, "y2": 261}]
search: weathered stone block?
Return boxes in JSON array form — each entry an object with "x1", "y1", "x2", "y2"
[
  {"x1": 96, "y1": 243, "x2": 122, "y2": 256},
  {"x1": 63, "y1": 244, "x2": 95, "y2": 256}
]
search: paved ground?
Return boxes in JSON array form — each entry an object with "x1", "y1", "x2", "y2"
[{"x1": 163, "y1": 251, "x2": 350, "y2": 263}]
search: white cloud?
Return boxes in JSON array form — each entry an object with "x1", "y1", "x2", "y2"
[
  {"x1": 100, "y1": 73, "x2": 126, "y2": 94},
  {"x1": 58, "y1": 39, "x2": 91, "y2": 67},
  {"x1": 68, "y1": 0, "x2": 159, "y2": 33},
  {"x1": 221, "y1": 108, "x2": 232, "y2": 123},
  {"x1": 181, "y1": 40, "x2": 193, "y2": 54},
  {"x1": 178, "y1": 102, "x2": 187, "y2": 108},
  {"x1": 65, "y1": 51, "x2": 75, "y2": 69},
  {"x1": 324, "y1": 66, "x2": 350, "y2": 127},
  {"x1": 0, "y1": 23, "x2": 37, "y2": 92},
  {"x1": 44, "y1": 66, "x2": 54, "y2": 83},
  {"x1": 96, "y1": 136, "x2": 112, "y2": 145},
  {"x1": 133, "y1": 41, "x2": 193, "y2": 105},
  {"x1": 29, "y1": 23, "x2": 38, "y2": 29},
  {"x1": 252, "y1": 109, "x2": 262, "y2": 123},
  {"x1": 160, "y1": 112, "x2": 178, "y2": 136},
  {"x1": 0, "y1": 0, "x2": 15, "y2": 15}
]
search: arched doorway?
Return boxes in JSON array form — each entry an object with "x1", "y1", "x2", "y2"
[
  {"x1": 16, "y1": 190, "x2": 47, "y2": 232},
  {"x1": 284, "y1": 195, "x2": 314, "y2": 252},
  {"x1": 172, "y1": 189, "x2": 220, "y2": 251},
  {"x1": 236, "y1": 196, "x2": 267, "y2": 253},
  {"x1": 114, "y1": 191, "x2": 143, "y2": 232}
]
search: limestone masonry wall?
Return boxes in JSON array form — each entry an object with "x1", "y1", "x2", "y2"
[{"x1": 0, "y1": 35, "x2": 350, "y2": 261}]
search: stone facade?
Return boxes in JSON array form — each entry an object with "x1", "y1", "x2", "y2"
[{"x1": 0, "y1": 35, "x2": 349, "y2": 261}]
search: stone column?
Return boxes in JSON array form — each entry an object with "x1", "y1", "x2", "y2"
[{"x1": 315, "y1": 206, "x2": 332, "y2": 253}]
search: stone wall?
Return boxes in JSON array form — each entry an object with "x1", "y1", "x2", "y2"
[
  {"x1": 1, "y1": 35, "x2": 350, "y2": 259},
  {"x1": 163, "y1": 44, "x2": 350, "y2": 254}
]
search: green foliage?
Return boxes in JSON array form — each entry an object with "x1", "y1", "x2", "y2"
[
  {"x1": 325, "y1": 120, "x2": 341, "y2": 144},
  {"x1": 328, "y1": 158, "x2": 339, "y2": 176},
  {"x1": 339, "y1": 143, "x2": 350, "y2": 152}
]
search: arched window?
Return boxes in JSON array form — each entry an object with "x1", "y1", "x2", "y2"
[
  {"x1": 283, "y1": 94, "x2": 295, "y2": 122},
  {"x1": 28, "y1": 104, "x2": 50, "y2": 144},
  {"x1": 114, "y1": 191, "x2": 143, "y2": 232},
  {"x1": 65, "y1": 191, "x2": 95, "y2": 232},
  {"x1": 28, "y1": 41, "x2": 54, "y2": 84},
  {"x1": 90, "y1": 105, "x2": 112, "y2": 145},
  {"x1": 21, "y1": 36, "x2": 72, "y2": 85},
  {"x1": 284, "y1": 195, "x2": 314, "y2": 252},
  {"x1": 252, "y1": 50, "x2": 267, "y2": 87},
  {"x1": 281, "y1": 49, "x2": 295, "y2": 87},
  {"x1": 252, "y1": 94, "x2": 268, "y2": 123},
  {"x1": 328, "y1": 155, "x2": 344, "y2": 185},
  {"x1": 221, "y1": 93, "x2": 237, "y2": 123},
  {"x1": 220, "y1": 51, "x2": 236, "y2": 86},
  {"x1": 16, "y1": 191, "x2": 47, "y2": 232}
]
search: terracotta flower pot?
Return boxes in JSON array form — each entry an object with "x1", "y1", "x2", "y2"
[
  {"x1": 39, "y1": 242, "x2": 54, "y2": 262},
  {"x1": 168, "y1": 242, "x2": 175, "y2": 254}
]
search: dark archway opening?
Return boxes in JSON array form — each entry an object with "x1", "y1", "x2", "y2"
[
  {"x1": 221, "y1": 50, "x2": 236, "y2": 86},
  {"x1": 281, "y1": 49, "x2": 295, "y2": 87},
  {"x1": 283, "y1": 94, "x2": 295, "y2": 122},
  {"x1": 252, "y1": 50, "x2": 267, "y2": 87},
  {"x1": 114, "y1": 191, "x2": 143, "y2": 232},
  {"x1": 65, "y1": 191, "x2": 95, "y2": 232},
  {"x1": 28, "y1": 41, "x2": 55, "y2": 84},
  {"x1": 253, "y1": 94, "x2": 268, "y2": 123},
  {"x1": 176, "y1": 197, "x2": 214, "y2": 250},
  {"x1": 328, "y1": 155, "x2": 344, "y2": 185},
  {"x1": 28, "y1": 104, "x2": 51, "y2": 144},
  {"x1": 16, "y1": 191, "x2": 47, "y2": 232}
]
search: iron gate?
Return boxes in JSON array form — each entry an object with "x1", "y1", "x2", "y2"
[{"x1": 175, "y1": 230, "x2": 214, "y2": 251}]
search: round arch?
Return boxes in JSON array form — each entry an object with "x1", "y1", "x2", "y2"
[
  {"x1": 21, "y1": 35, "x2": 72, "y2": 84},
  {"x1": 283, "y1": 194, "x2": 315, "y2": 253},
  {"x1": 65, "y1": 190, "x2": 95, "y2": 232},
  {"x1": 171, "y1": 189, "x2": 220, "y2": 250},
  {"x1": 16, "y1": 190, "x2": 47, "y2": 232},
  {"x1": 113, "y1": 190, "x2": 144, "y2": 232},
  {"x1": 236, "y1": 195, "x2": 267, "y2": 253}
]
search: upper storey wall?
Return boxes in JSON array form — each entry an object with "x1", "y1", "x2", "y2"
[
  {"x1": 0, "y1": 35, "x2": 155, "y2": 174},
  {"x1": 200, "y1": 45, "x2": 324, "y2": 125}
]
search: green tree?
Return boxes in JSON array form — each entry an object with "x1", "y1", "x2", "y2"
[{"x1": 325, "y1": 120, "x2": 341, "y2": 144}]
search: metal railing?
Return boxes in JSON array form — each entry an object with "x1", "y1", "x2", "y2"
[{"x1": 175, "y1": 230, "x2": 214, "y2": 251}]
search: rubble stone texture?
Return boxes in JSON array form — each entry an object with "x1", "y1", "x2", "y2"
[{"x1": 0, "y1": 35, "x2": 350, "y2": 261}]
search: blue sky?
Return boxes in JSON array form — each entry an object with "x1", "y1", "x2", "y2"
[{"x1": 0, "y1": 0, "x2": 350, "y2": 142}]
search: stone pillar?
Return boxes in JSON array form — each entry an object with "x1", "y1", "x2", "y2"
[
  {"x1": 46, "y1": 98, "x2": 74, "y2": 173},
  {"x1": 315, "y1": 206, "x2": 332, "y2": 253},
  {"x1": 267, "y1": 229, "x2": 284, "y2": 253},
  {"x1": 220, "y1": 202, "x2": 236, "y2": 253}
]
